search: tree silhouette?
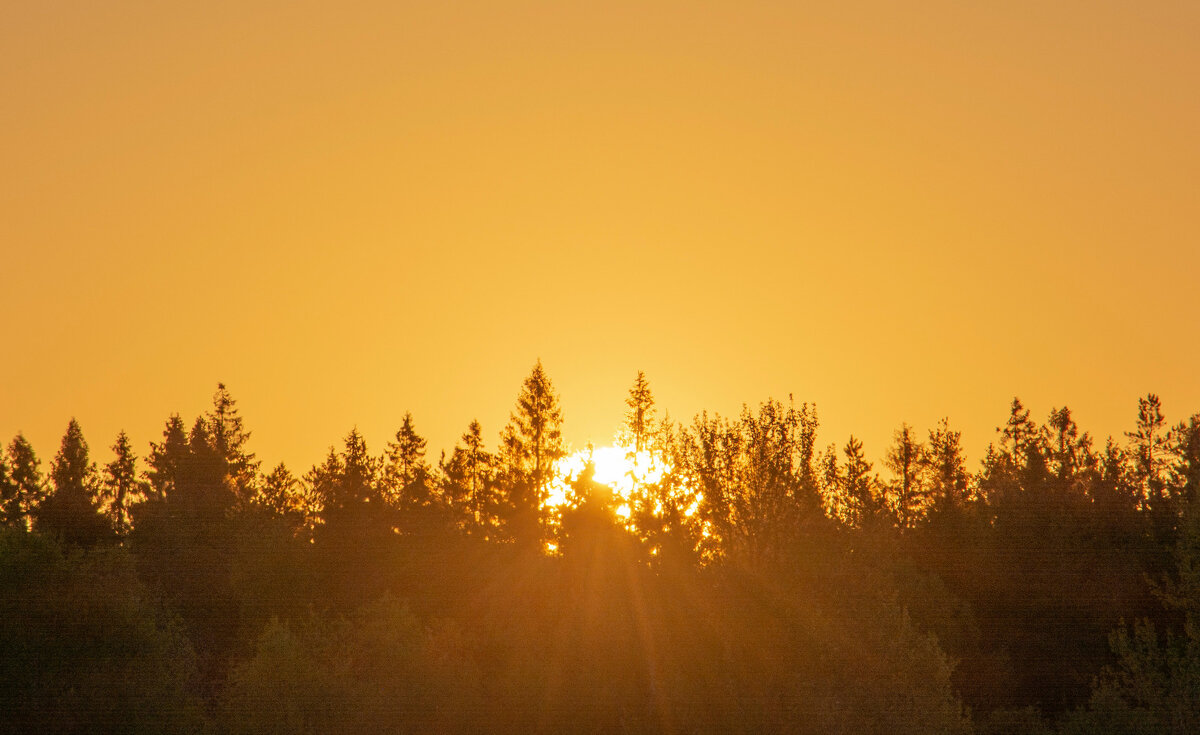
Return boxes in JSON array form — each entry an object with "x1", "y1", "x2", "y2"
[
  {"x1": 100, "y1": 430, "x2": 145, "y2": 537},
  {"x1": 145, "y1": 413, "x2": 188, "y2": 501},
  {"x1": 733, "y1": 399, "x2": 824, "y2": 561},
  {"x1": 311, "y1": 429, "x2": 383, "y2": 531},
  {"x1": 623, "y1": 370, "x2": 656, "y2": 454},
  {"x1": 0, "y1": 456, "x2": 15, "y2": 529},
  {"x1": 0, "y1": 528, "x2": 206, "y2": 732},
  {"x1": 35, "y1": 419, "x2": 111, "y2": 546},
  {"x1": 206, "y1": 384, "x2": 259, "y2": 507},
  {"x1": 499, "y1": 360, "x2": 565, "y2": 546},
  {"x1": 1045, "y1": 407, "x2": 1092, "y2": 487},
  {"x1": 924, "y1": 418, "x2": 971, "y2": 521},
  {"x1": 4, "y1": 434, "x2": 43, "y2": 530},
  {"x1": 1071, "y1": 501, "x2": 1200, "y2": 733},
  {"x1": 825, "y1": 435, "x2": 883, "y2": 529},
  {"x1": 440, "y1": 420, "x2": 498, "y2": 534},
  {"x1": 884, "y1": 423, "x2": 929, "y2": 531},
  {"x1": 382, "y1": 412, "x2": 434, "y2": 528},
  {"x1": 256, "y1": 462, "x2": 308, "y2": 532},
  {"x1": 1173, "y1": 414, "x2": 1200, "y2": 506},
  {"x1": 1124, "y1": 394, "x2": 1182, "y2": 552},
  {"x1": 627, "y1": 413, "x2": 704, "y2": 570},
  {"x1": 10, "y1": 377, "x2": 1200, "y2": 731}
]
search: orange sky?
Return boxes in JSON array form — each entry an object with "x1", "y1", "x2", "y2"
[{"x1": 3, "y1": 1, "x2": 1198, "y2": 474}]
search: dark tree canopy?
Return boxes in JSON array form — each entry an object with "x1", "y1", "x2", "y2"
[
  {"x1": 499, "y1": 360, "x2": 565, "y2": 546},
  {"x1": 6, "y1": 382, "x2": 1200, "y2": 733},
  {"x1": 35, "y1": 419, "x2": 111, "y2": 546}
]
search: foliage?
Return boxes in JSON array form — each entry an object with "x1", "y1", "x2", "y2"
[
  {"x1": 498, "y1": 360, "x2": 566, "y2": 546},
  {"x1": 9, "y1": 382, "x2": 1200, "y2": 731},
  {"x1": 35, "y1": 419, "x2": 112, "y2": 546},
  {"x1": 101, "y1": 430, "x2": 146, "y2": 537},
  {"x1": 0, "y1": 527, "x2": 207, "y2": 734},
  {"x1": 222, "y1": 595, "x2": 480, "y2": 735}
]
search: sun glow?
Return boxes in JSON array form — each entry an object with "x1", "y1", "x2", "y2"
[{"x1": 546, "y1": 443, "x2": 666, "y2": 516}]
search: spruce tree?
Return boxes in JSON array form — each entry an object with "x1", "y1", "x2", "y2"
[
  {"x1": 5, "y1": 434, "x2": 43, "y2": 529},
  {"x1": 310, "y1": 429, "x2": 383, "y2": 534},
  {"x1": 176, "y1": 415, "x2": 234, "y2": 520},
  {"x1": 1127, "y1": 394, "x2": 1172, "y2": 511},
  {"x1": 924, "y1": 418, "x2": 970, "y2": 517},
  {"x1": 258, "y1": 462, "x2": 307, "y2": 531},
  {"x1": 145, "y1": 414, "x2": 188, "y2": 501},
  {"x1": 980, "y1": 398, "x2": 1048, "y2": 512},
  {"x1": 623, "y1": 371, "x2": 656, "y2": 454},
  {"x1": 1045, "y1": 406, "x2": 1092, "y2": 487},
  {"x1": 440, "y1": 420, "x2": 497, "y2": 533},
  {"x1": 1172, "y1": 415, "x2": 1200, "y2": 505},
  {"x1": 884, "y1": 423, "x2": 928, "y2": 531},
  {"x1": 101, "y1": 430, "x2": 145, "y2": 537},
  {"x1": 0, "y1": 455, "x2": 15, "y2": 528},
  {"x1": 382, "y1": 412, "x2": 432, "y2": 516},
  {"x1": 206, "y1": 383, "x2": 259, "y2": 505},
  {"x1": 36, "y1": 419, "x2": 111, "y2": 545},
  {"x1": 826, "y1": 436, "x2": 882, "y2": 529},
  {"x1": 499, "y1": 360, "x2": 566, "y2": 546}
]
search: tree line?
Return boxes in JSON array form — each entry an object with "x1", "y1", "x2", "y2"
[{"x1": 3, "y1": 363, "x2": 1200, "y2": 733}]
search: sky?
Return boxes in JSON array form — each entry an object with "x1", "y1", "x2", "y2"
[{"x1": 3, "y1": 1, "x2": 1198, "y2": 475}]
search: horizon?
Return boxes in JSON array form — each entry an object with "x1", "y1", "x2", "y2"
[
  {"x1": 3, "y1": 374, "x2": 1197, "y2": 480},
  {"x1": 5, "y1": 2, "x2": 1197, "y2": 474}
]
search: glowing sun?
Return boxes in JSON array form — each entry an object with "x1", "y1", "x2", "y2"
[{"x1": 546, "y1": 443, "x2": 665, "y2": 517}]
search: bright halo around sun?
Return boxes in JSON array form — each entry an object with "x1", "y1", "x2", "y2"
[{"x1": 546, "y1": 443, "x2": 665, "y2": 519}]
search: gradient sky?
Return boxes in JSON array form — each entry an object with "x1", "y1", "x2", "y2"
[{"x1": 3, "y1": 1, "x2": 1198, "y2": 474}]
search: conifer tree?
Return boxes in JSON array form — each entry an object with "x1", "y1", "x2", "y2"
[
  {"x1": 1088, "y1": 437, "x2": 1142, "y2": 545},
  {"x1": 145, "y1": 414, "x2": 188, "y2": 501},
  {"x1": 619, "y1": 372, "x2": 660, "y2": 540},
  {"x1": 1127, "y1": 394, "x2": 1178, "y2": 544},
  {"x1": 307, "y1": 431, "x2": 392, "y2": 608},
  {"x1": 340, "y1": 428, "x2": 380, "y2": 509},
  {"x1": 825, "y1": 436, "x2": 882, "y2": 529},
  {"x1": 36, "y1": 419, "x2": 111, "y2": 545},
  {"x1": 0, "y1": 455, "x2": 16, "y2": 528},
  {"x1": 629, "y1": 413, "x2": 703, "y2": 568},
  {"x1": 440, "y1": 420, "x2": 497, "y2": 533},
  {"x1": 924, "y1": 418, "x2": 970, "y2": 517},
  {"x1": 1041, "y1": 406, "x2": 1098, "y2": 528},
  {"x1": 980, "y1": 398, "x2": 1048, "y2": 510},
  {"x1": 623, "y1": 371, "x2": 656, "y2": 454},
  {"x1": 1000, "y1": 398, "x2": 1039, "y2": 460},
  {"x1": 176, "y1": 416, "x2": 235, "y2": 520},
  {"x1": 101, "y1": 430, "x2": 145, "y2": 537},
  {"x1": 1172, "y1": 415, "x2": 1200, "y2": 505},
  {"x1": 258, "y1": 462, "x2": 308, "y2": 531},
  {"x1": 884, "y1": 423, "x2": 928, "y2": 531},
  {"x1": 5, "y1": 434, "x2": 43, "y2": 529},
  {"x1": 310, "y1": 429, "x2": 383, "y2": 534},
  {"x1": 1045, "y1": 407, "x2": 1092, "y2": 487},
  {"x1": 206, "y1": 383, "x2": 259, "y2": 505},
  {"x1": 305, "y1": 448, "x2": 344, "y2": 519},
  {"x1": 499, "y1": 360, "x2": 566, "y2": 546},
  {"x1": 1127, "y1": 394, "x2": 1172, "y2": 510},
  {"x1": 382, "y1": 412, "x2": 432, "y2": 515}
]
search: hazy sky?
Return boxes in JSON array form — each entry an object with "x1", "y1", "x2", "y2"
[{"x1": 3, "y1": 1, "x2": 1198, "y2": 473}]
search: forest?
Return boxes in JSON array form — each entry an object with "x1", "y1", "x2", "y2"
[{"x1": 3, "y1": 363, "x2": 1200, "y2": 734}]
